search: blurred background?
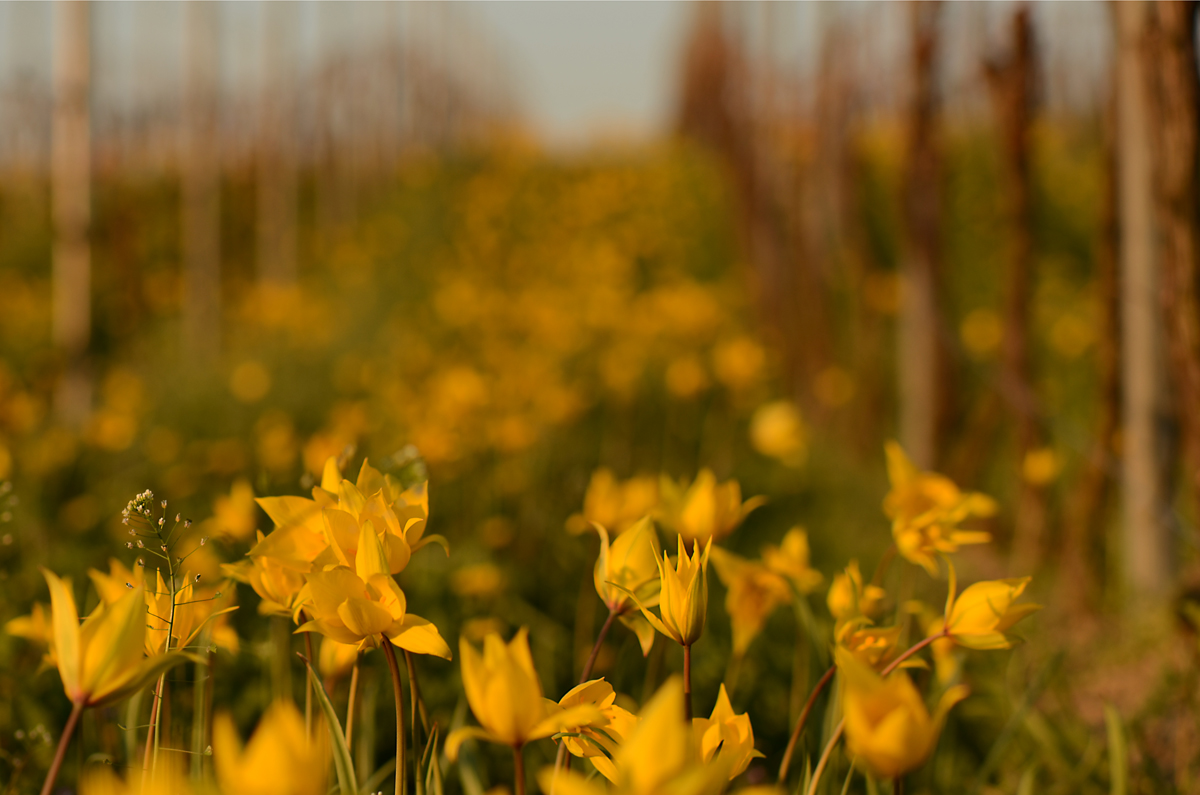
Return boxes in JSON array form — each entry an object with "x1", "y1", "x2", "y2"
[{"x1": 3, "y1": 1, "x2": 1200, "y2": 792}]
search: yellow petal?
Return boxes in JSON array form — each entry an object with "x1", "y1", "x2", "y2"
[
  {"x1": 43, "y1": 569, "x2": 81, "y2": 701},
  {"x1": 388, "y1": 614, "x2": 452, "y2": 660}
]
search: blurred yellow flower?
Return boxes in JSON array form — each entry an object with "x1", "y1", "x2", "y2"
[
  {"x1": 43, "y1": 569, "x2": 189, "y2": 707},
  {"x1": 209, "y1": 478, "x2": 259, "y2": 542},
  {"x1": 692, "y1": 683, "x2": 763, "y2": 779},
  {"x1": 1022, "y1": 447, "x2": 1062, "y2": 487},
  {"x1": 658, "y1": 469, "x2": 765, "y2": 545},
  {"x1": 749, "y1": 401, "x2": 808, "y2": 467},
  {"x1": 709, "y1": 547, "x2": 792, "y2": 656},
  {"x1": 566, "y1": 468, "x2": 659, "y2": 535},
  {"x1": 945, "y1": 574, "x2": 1040, "y2": 650},
  {"x1": 213, "y1": 701, "x2": 328, "y2": 795},
  {"x1": 539, "y1": 676, "x2": 735, "y2": 795},
  {"x1": 665, "y1": 355, "x2": 710, "y2": 399},
  {"x1": 883, "y1": 442, "x2": 995, "y2": 576},
  {"x1": 827, "y1": 560, "x2": 886, "y2": 625},
  {"x1": 318, "y1": 637, "x2": 361, "y2": 681},
  {"x1": 81, "y1": 761, "x2": 193, "y2": 795},
  {"x1": 451, "y1": 563, "x2": 506, "y2": 598},
  {"x1": 712, "y1": 336, "x2": 766, "y2": 393},
  {"x1": 836, "y1": 648, "x2": 967, "y2": 779},
  {"x1": 834, "y1": 621, "x2": 901, "y2": 671},
  {"x1": 761, "y1": 527, "x2": 823, "y2": 594},
  {"x1": 447, "y1": 628, "x2": 601, "y2": 757},
  {"x1": 556, "y1": 678, "x2": 638, "y2": 782},
  {"x1": 593, "y1": 518, "x2": 662, "y2": 656},
  {"x1": 4, "y1": 601, "x2": 55, "y2": 668}
]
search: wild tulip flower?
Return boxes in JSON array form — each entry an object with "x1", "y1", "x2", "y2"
[
  {"x1": 43, "y1": 569, "x2": 189, "y2": 708},
  {"x1": 555, "y1": 678, "x2": 638, "y2": 782},
  {"x1": 692, "y1": 684, "x2": 763, "y2": 779},
  {"x1": 944, "y1": 573, "x2": 1040, "y2": 650},
  {"x1": 593, "y1": 517, "x2": 661, "y2": 656},
  {"x1": 749, "y1": 400, "x2": 808, "y2": 468},
  {"x1": 213, "y1": 701, "x2": 329, "y2": 795},
  {"x1": 39, "y1": 570, "x2": 192, "y2": 795},
  {"x1": 827, "y1": 560, "x2": 886, "y2": 626},
  {"x1": 539, "y1": 676, "x2": 735, "y2": 795},
  {"x1": 295, "y1": 521, "x2": 451, "y2": 658},
  {"x1": 447, "y1": 628, "x2": 602, "y2": 795},
  {"x1": 709, "y1": 547, "x2": 792, "y2": 656},
  {"x1": 81, "y1": 761, "x2": 193, "y2": 795},
  {"x1": 835, "y1": 621, "x2": 902, "y2": 671},
  {"x1": 883, "y1": 442, "x2": 995, "y2": 576},
  {"x1": 836, "y1": 648, "x2": 967, "y2": 779},
  {"x1": 761, "y1": 527, "x2": 823, "y2": 594},
  {"x1": 657, "y1": 469, "x2": 765, "y2": 545}
]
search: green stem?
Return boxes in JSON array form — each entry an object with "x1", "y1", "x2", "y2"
[
  {"x1": 778, "y1": 665, "x2": 836, "y2": 784},
  {"x1": 141, "y1": 675, "x2": 164, "y2": 786},
  {"x1": 345, "y1": 655, "x2": 361, "y2": 748},
  {"x1": 513, "y1": 744, "x2": 526, "y2": 795},
  {"x1": 303, "y1": 619, "x2": 315, "y2": 738},
  {"x1": 806, "y1": 719, "x2": 845, "y2": 795},
  {"x1": 39, "y1": 701, "x2": 84, "y2": 795},
  {"x1": 382, "y1": 641, "x2": 407, "y2": 795},
  {"x1": 683, "y1": 644, "x2": 693, "y2": 721},
  {"x1": 404, "y1": 651, "x2": 423, "y2": 795}
]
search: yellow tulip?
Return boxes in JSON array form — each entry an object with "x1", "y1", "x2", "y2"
[
  {"x1": 945, "y1": 574, "x2": 1040, "y2": 650},
  {"x1": 538, "y1": 676, "x2": 734, "y2": 795},
  {"x1": 835, "y1": 621, "x2": 902, "y2": 671},
  {"x1": 5, "y1": 601, "x2": 56, "y2": 668},
  {"x1": 709, "y1": 547, "x2": 792, "y2": 656},
  {"x1": 692, "y1": 683, "x2": 763, "y2": 779},
  {"x1": 836, "y1": 648, "x2": 967, "y2": 779},
  {"x1": 624, "y1": 536, "x2": 712, "y2": 648},
  {"x1": 883, "y1": 442, "x2": 995, "y2": 576},
  {"x1": 224, "y1": 551, "x2": 308, "y2": 617},
  {"x1": 43, "y1": 569, "x2": 190, "y2": 707},
  {"x1": 827, "y1": 560, "x2": 886, "y2": 625},
  {"x1": 295, "y1": 521, "x2": 451, "y2": 658},
  {"x1": 555, "y1": 678, "x2": 637, "y2": 782},
  {"x1": 658, "y1": 469, "x2": 765, "y2": 545},
  {"x1": 208, "y1": 478, "x2": 258, "y2": 543},
  {"x1": 567, "y1": 468, "x2": 660, "y2": 535},
  {"x1": 87, "y1": 558, "x2": 144, "y2": 606},
  {"x1": 761, "y1": 527, "x2": 823, "y2": 594},
  {"x1": 446, "y1": 628, "x2": 602, "y2": 757},
  {"x1": 213, "y1": 701, "x2": 329, "y2": 795},
  {"x1": 593, "y1": 517, "x2": 661, "y2": 656}
]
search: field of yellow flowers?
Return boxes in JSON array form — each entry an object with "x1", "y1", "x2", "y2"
[{"x1": 0, "y1": 142, "x2": 1134, "y2": 795}]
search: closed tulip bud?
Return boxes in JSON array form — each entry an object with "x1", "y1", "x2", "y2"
[
  {"x1": 945, "y1": 574, "x2": 1040, "y2": 650},
  {"x1": 692, "y1": 683, "x2": 764, "y2": 779},
  {"x1": 447, "y1": 628, "x2": 601, "y2": 756},
  {"x1": 836, "y1": 648, "x2": 967, "y2": 779},
  {"x1": 629, "y1": 535, "x2": 712, "y2": 648}
]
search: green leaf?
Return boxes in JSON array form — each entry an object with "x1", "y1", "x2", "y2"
[
  {"x1": 301, "y1": 655, "x2": 360, "y2": 795},
  {"x1": 1105, "y1": 703, "x2": 1127, "y2": 795}
]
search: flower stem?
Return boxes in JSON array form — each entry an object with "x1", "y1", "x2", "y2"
[
  {"x1": 404, "y1": 651, "x2": 423, "y2": 795},
  {"x1": 513, "y1": 744, "x2": 526, "y2": 795},
  {"x1": 39, "y1": 700, "x2": 84, "y2": 795},
  {"x1": 778, "y1": 665, "x2": 836, "y2": 784},
  {"x1": 683, "y1": 643, "x2": 693, "y2": 721},
  {"x1": 806, "y1": 719, "x2": 845, "y2": 795},
  {"x1": 879, "y1": 630, "x2": 947, "y2": 678},
  {"x1": 382, "y1": 641, "x2": 407, "y2": 795},
  {"x1": 302, "y1": 616, "x2": 315, "y2": 738},
  {"x1": 580, "y1": 608, "x2": 617, "y2": 682},
  {"x1": 552, "y1": 607, "x2": 620, "y2": 788},
  {"x1": 141, "y1": 675, "x2": 164, "y2": 786},
  {"x1": 345, "y1": 655, "x2": 361, "y2": 748}
]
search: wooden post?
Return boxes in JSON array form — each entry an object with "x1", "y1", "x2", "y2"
[
  {"x1": 1115, "y1": 0, "x2": 1170, "y2": 597},
  {"x1": 182, "y1": 0, "x2": 221, "y2": 359},
  {"x1": 257, "y1": 1, "x2": 298, "y2": 285},
  {"x1": 899, "y1": 1, "x2": 946, "y2": 469},
  {"x1": 52, "y1": 0, "x2": 92, "y2": 423},
  {"x1": 1148, "y1": 1, "x2": 1200, "y2": 541}
]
